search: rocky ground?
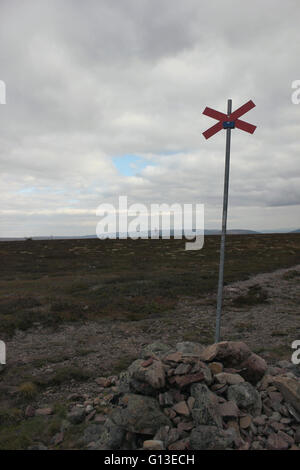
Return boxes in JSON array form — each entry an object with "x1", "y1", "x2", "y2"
[
  {"x1": 0, "y1": 264, "x2": 299, "y2": 449},
  {"x1": 19, "y1": 341, "x2": 300, "y2": 450}
]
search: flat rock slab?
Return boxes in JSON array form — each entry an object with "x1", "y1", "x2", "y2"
[{"x1": 273, "y1": 376, "x2": 300, "y2": 413}]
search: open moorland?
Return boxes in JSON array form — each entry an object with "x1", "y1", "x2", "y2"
[{"x1": 0, "y1": 233, "x2": 299, "y2": 449}]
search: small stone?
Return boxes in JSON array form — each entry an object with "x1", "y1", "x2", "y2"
[
  {"x1": 267, "y1": 432, "x2": 289, "y2": 450},
  {"x1": 227, "y1": 420, "x2": 240, "y2": 434},
  {"x1": 240, "y1": 415, "x2": 252, "y2": 429},
  {"x1": 273, "y1": 376, "x2": 300, "y2": 413},
  {"x1": 250, "y1": 421, "x2": 258, "y2": 435},
  {"x1": 223, "y1": 367, "x2": 242, "y2": 374},
  {"x1": 173, "y1": 401, "x2": 190, "y2": 417},
  {"x1": 53, "y1": 432, "x2": 64, "y2": 446},
  {"x1": 164, "y1": 408, "x2": 176, "y2": 420},
  {"x1": 270, "y1": 421, "x2": 285, "y2": 432},
  {"x1": 269, "y1": 391, "x2": 283, "y2": 403},
  {"x1": 142, "y1": 342, "x2": 172, "y2": 360},
  {"x1": 209, "y1": 362, "x2": 223, "y2": 375},
  {"x1": 260, "y1": 376, "x2": 274, "y2": 393},
  {"x1": 286, "y1": 403, "x2": 300, "y2": 422},
  {"x1": 159, "y1": 391, "x2": 173, "y2": 406},
  {"x1": 251, "y1": 441, "x2": 263, "y2": 450},
  {"x1": 187, "y1": 396, "x2": 195, "y2": 411},
  {"x1": 67, "y1": 408, "x2": 85, "y2": 424},
  {"x1": 95, "y1": 377, "x2": 111, "y2": 388},
  {"x1": 174, "y1": 363, "x2": 192, "y2": 375},
  {"x1": 164, "y1": 352, "x2": 183, "y2": 363},
  {"x1": 277, "y1": 430, "x2": 294, "y2": 446},
  {"x1": 153, "y1": 425, "x2": 170, "y2": 444},
  {"x1": 263, "y1": 403, "x2": 273, "y2": 417},
  {"x1": 215, "y1": 372, "x2": 245, "y2": 385},
  {"x1": 176, "y1": 342, "x2": 203, "y2": 357},
  {"x1": 86, "y1": 410, "x2": 96, "y2": 422},
  {"x1": 169, "y1": 389, "x2": 183, "y2": 402},
  {"x1": 177, "y1": 421, "x2": 194, "y2": 433},
  {"x1": 239, "y1": 441, "x2": 251, "y2": 450},
  {"x1": 67, "y1": 393, "x2": 83, "y2": 401},
  {"x1": 218, "y1": 400, "x2": 240, "y2": 420},
  {"x1": 191, "y1": 383, "x2": 222, "y2": 428},
  {"x1": 35, "y1": 407, "x2": 53, "y2": 416},
  {"x1": 94, "y1": 414, "x2": 107, "y2": 424},
  {"x1": 168, "y1": 438, "x2": 190, "y2": 450},
  {"x1": 143, "y1": 440, "x2": 164, "y2": 450},
  {"x1": 25, "y1": 405, "x2": 35, "y2": 418},
  {"x1": 172, "y1": 416, "x2": 180, "y2": 425},
  {"x1": 166, "y1": 428, "x2": 181, "y2": 446},
  {"x1": 28, "y1": 443, "x2": 48, "y2": 450},
  {"x1": 173, "y1": 371, "x2": 204, "y2": 389},
  {"x1": 141, "y1": 358, "x2": 154, "y2": 368},
  {"x1": 277, "y1": 360, "x2": 292, "y2": 369},
  {"x1": 270, "y1": 411, "x2": 282, "y2": 422},
  {"x1": 253, "y1": 415, "x2": 267, "y2": 426},
  {"x1": 280, "y1": 417, "x2": 292, "y2": 424},
  {"x1": 211, "y1": 383, "x2": 228, "y2": 394},
  {"x1": 129, "y1": 358, "x2": 166, "y2": 390}
]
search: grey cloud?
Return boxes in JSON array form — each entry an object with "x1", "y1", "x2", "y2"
[{"x1": 0, "y1": 0, "x2": 300, "y2": 236}]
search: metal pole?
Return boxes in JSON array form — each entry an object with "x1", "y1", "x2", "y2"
[{"x1": 215, "y1": 99, "x2": 232, "y2": 343}]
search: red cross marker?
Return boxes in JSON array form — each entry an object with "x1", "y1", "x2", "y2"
[
  {"x1": 202, "y1": 99, "x2": 257, "y2": 343},
  {"x1": 203, "y1": 100, "x2": 256, "y2": 139}
]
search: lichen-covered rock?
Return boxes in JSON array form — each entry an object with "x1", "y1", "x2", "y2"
[
  {"x1": 154, "y1": 426, "x2": 181, "y2": 448},
  {"x1": 175, "y1": 342, "x2": 204, "y2": 357},
  {"x1": 109, "y1": 393, "x2": 172, "y2": 435},
  {"x1": 191, "y1": 383, "x2": 222, "y2": 428},
  {"x1": 142, "y1": 342, "x2": 172, "y2": 359},
  {"x1": 127, "y1": 358, "x2": 166, "y2": 393},
  {"x1": 95, "y1": 418, "x2": 126, "y2": 450},
  {"x1": 227, "y1": 382, "x2": 262, "y2": 416},
  {"x1": 81, "y1": 424, "x2": 104, "y2": 445},
  {"x1": 190, "y1": 425, "x2": 237, "y2": 450}
]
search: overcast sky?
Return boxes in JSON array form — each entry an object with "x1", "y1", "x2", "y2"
[{"x1": 0, "y1": 0, "x2": 300, "y2": 237}]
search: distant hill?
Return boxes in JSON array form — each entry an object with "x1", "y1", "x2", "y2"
[
  {"x1": 0, "y1": 229, "x2": 260, "y2": 241},
  {"x1": 4, "y1": 228, "x2": 300, "y2": 241},
  {"x1": 205, "y1": 229, "x2": 260, "y2": 235}
]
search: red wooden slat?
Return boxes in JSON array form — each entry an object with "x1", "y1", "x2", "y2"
[
  {"x1": 229, "y1": 100, "x2": 255, "y2": 121},
  {"x1": 235, "y1": 119, "x2": 256, "y2": 134},
  {"x1": 203, "y1": 107, "x2": 227, "y2": 121},
  {"x1": 203, "y1": 121, "x2": 223, "y2": 139}
]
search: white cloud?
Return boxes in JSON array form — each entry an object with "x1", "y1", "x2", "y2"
[{"x1": 0, "y1": 0, "x2": 299, "y2": 236}]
